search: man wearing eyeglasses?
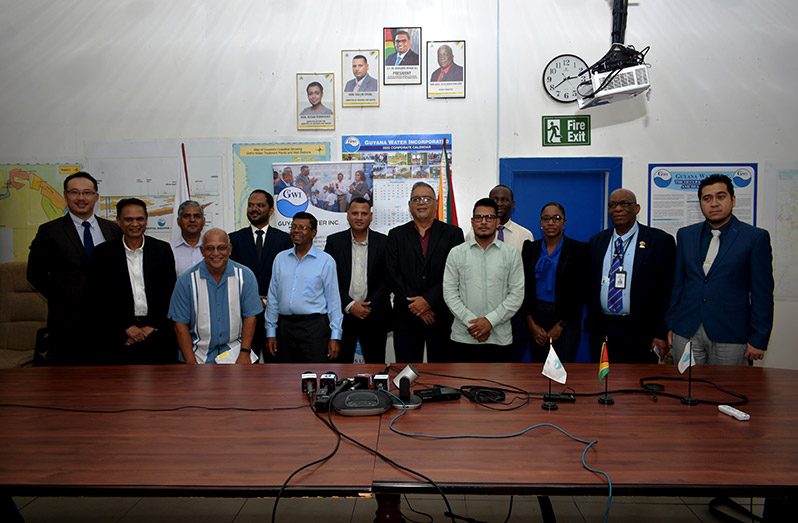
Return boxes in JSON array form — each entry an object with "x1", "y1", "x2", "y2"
[
  {"x1": 265, "y1": 212, "x2": 343, "y2": 363},
  {"x1": 586, "y1": 188, "x2": 676, "y2": 363},
  {"x1": 168, "y1": 228, "x2": 262, "y2": 364},
  {"x1": 385, "y1": 29, "x2": 419, "y2": 66},
  {"x1": 443, "y1": 198, "x2": 524, "y2": 362},
  {"x1": 386, "y1": 182, "x2": 464, "y2": 362},
  {"x1": 27, "y1": 171, "x2": 121, "y2": 364}
]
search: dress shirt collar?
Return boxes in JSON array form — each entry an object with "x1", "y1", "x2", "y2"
[
  {"x1": 250, "y1": 223, "x2": 269, "y2": 236},
  {"x1": 69, "y1": 211, "x2": 98, "y2": 228},
  {"x1": 123, "y1": 235, "x2": 146, "y2": 253},
  {"x1": 350, "y1": 229, "x2": 369, "y2": 246},
  {"x1": 289, "y1": 244, "x2": 320, "y2": 260},
  {"x1": 466, "y1": 235, "x2": 501, "y2": 251},
  {"x1": 702, "y1": 216, "x2": 734, "y2": 236},
  {"x1": 199, "y1": 259, "x2": 236, "y2": 280},
  {"x1": 612, "y1": 221, "x2": 640, "y2": 243}
]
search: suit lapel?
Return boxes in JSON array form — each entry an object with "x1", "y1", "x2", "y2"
[
  {"x1": 424, "y1": 221, "x2": 443, "y2": 268},
  {"x1": 631, "y1": 225, "x2": 650, "y2": 295},
  {"x1": 710, "y1": 219, "x2": 739, "y2": 274},
  {"x1": 61, "y1": 215, "x2": 88, "y2": 262}
]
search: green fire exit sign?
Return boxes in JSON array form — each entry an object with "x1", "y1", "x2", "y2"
[{"x1": 542, "y1": 115, "x2": 591, "y2": 146}]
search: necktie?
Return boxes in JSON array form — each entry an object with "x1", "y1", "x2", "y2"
[
  {"x1": 354, "y1": 81, "x2": 360, "y2": 93},
  {"x1": 497, "y1": 224, "x2": 504, "y2": 241},
  {"x1": 82, "y1": 221, "x2": 94, "y2": 261},
  {"x1": 255, "y1": 229, "x2": 264, "y2": 264},
  {"x1": 607, "y1": 238, "x2": 624, "y2": 314},
  {"x1": 395, "y1": 54, "x2": 402, "y2": 66},
  {"x1": 703, "y1": 229, "x2": 721, "y2": 275}
]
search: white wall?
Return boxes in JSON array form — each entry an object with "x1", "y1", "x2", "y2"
[{"x1": 1, "y1": 0, "x2": 796, "y2": 367}]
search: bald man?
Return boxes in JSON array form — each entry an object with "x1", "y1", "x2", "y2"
[
  {"x1": 168, "y1": 228, "x2": 262, "y2": 364},
  {"x1": 586, "y1": 189, "x2": 675, "y2": 363}
]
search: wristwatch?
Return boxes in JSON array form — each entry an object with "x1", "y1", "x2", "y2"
[{"x1": 240, "y1": 348, "x2": 252, "y2": 354}]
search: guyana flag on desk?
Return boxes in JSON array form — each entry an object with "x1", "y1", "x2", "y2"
[
  {"x1": 436, "y1": 138, "x2": 459, "y2": 226},
  {"x1": 598, "y1": 339, "x2": 610, "y2": 383}
]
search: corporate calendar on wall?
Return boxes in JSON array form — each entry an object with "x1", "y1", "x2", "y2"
[
  {"x1": 341, "y1": 133, "x2": 453, "y2": 234},
  {"x1": 648, "y1": 163, "x2": 757, "y2": 238}
]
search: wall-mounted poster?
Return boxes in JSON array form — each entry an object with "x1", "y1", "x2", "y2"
[
  {"x1": 383, "y1": 27, "x2": 422, "y2": 85},
  {"x1": 648, "y1": 163, "x2": 757, "y2": 238},
  {"x1": 427, "y1": 40, "x2": 466, "y2": 99},
  {"x1": 297, "y1": 73, "x2": 335, "y2": 130},
  {"x1": 341, "y1": 50, "x2": 380, "y2": 107}
]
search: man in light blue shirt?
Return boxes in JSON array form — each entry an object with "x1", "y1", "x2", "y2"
[
  {"x1": 168, "y1": 228, "x2": 262, "y2": 364},
  {"x1": 266, "y1": 212, "x2": 343, "y2": 362},
  {"x1": 443, "y1": 198, "x2": 524, "y2": 362}
]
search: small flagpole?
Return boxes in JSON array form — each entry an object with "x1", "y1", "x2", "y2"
[
  {"x1": 681, "y1": 337, "x2": 698, "y2": 406},
  {"x1": 542, "y1": 338, "x2": 558, "y2": 411},
  {"x1": 598, "y1": 336, "x2": 614, "y2": 405}
]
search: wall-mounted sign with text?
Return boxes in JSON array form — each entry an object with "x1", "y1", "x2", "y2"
[{"x1": 542, "y1": 115, "x2": 591, "y2": 146}]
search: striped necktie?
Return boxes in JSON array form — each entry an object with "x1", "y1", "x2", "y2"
[{"x1": 607, "y1": 238, "x2": 624, "y2": 314}]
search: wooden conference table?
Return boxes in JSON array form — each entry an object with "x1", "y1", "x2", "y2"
[{"x1": 1, "y1": 363, "x2": 797, "y2": 516}]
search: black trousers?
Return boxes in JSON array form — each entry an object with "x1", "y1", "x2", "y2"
[
  {"x1": 530, "y1": 302, "x2": 581, "y2": 363},
  {"x1": 450, "y1": 341, "x2": 514, "y2": 363},
  {"x1": 338, "y1": 315, "x2": 387, "y2": 363},
  {"x1": 276, "y1": 314, "x2": 331, "y2": 363},
  {"x1": 588, "y1": 313, "x2": 659, "y2": 364},
  {"x1": 393, "y1": 308, "x2": 453, "y2": 363}
]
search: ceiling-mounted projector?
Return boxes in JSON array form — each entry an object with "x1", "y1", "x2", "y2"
[{"x1": 577, "y1": 64, "x2": 650, "y2": 109}]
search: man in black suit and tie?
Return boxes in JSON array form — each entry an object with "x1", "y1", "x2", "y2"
[
  {"x1": 27, "y1": 171, "x2": 121, "y2": 364},
  {"x1": 324, "y1": 197, "x2": 391, "y2": 363},
  {"x1": 586, "y1": 188, "x2": 676, "y2": 363},
  {"x1": 385, "y1": 30, "x2": 419, "y2": 66},
  {"x1": 229, "y1": 190, "x2": 292, "y2": 360},
  {"x1": 386, "y1": 182, "x2": 464, "y2": 362},
  {"x1": 92, "y1": 198, "x2": 177, "y2": 364}
]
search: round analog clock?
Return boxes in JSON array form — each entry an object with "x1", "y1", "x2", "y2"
[{"x1": 542, "y1": 54, "x2": 590, "y2": 103}]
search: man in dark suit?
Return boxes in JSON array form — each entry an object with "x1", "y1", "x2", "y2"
[
  {"x1": 344, "y1": 55, "x2": 379, "y2": 92},
  {"x1": 92, "y1": 198, "x2": 177, "y2": 364},
  {"x1": 430, "y1": 44, "x2": 464, "y2": 82},
  {"x1": 229, "y1": 190, "x2": 292, "y2": 360},
  {"x1": 385, "y1": 29, "x2": 419, "y2": 66},
  {"x1": 667, "y1": 174, "x2": 774, "y2": 365},
  {"x1": 386, "y1": 182, "x2": 464, "y2": 362},
  {"x1": 27, "y1": 171, "x2": 121, "y2": 364},
  {"x1": 324, "y1": 197, "x2": 391, "y2": 363},
  {"x1": 586, "y1": 188, "x2": 676, "y2": 363}
]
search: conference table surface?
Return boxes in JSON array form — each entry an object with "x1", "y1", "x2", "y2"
[{"x1": 1, "y1": 363, "x2": 797, "y2": 500}]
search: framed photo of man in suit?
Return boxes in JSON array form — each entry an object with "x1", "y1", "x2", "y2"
[
  {"x1": 427, "y1": 40, "x2": 466, "y2": 99},
  {"x1": 341, "y1": 50, "x2": 380, "y2": 108},
  {"x1": 383, "y1": 27, "x2": 422, "y2": 85},
  {"x1": 297, "y1": 73, "x2": 335, "y2": 131}
]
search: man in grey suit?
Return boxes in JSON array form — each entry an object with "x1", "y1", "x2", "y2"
[
  {"x1": 27, "y1": 171, "x2": 121, "y2": 364},
  {"x1": 344, "y1": 55, "x2": 378, "y2": 92},
  {"x1": 667, "y1": 174, "x2": 774, "y2": 365}
]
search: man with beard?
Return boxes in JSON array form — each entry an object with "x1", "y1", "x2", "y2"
[{"x1": 229, "y1": 190, "x2": 292, "y2": 361}]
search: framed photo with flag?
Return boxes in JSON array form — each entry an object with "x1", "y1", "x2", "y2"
[
  {"x1": 427, "y1": 40, "x2": 466, "y2": 99},
  {"x1": 383, "y1": 27, "x2": 422, "y2": 85}
]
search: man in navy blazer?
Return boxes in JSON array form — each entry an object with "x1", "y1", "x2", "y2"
[
  {"x1": 229, "y1": 190, "x2": 292, "y2": 360},
  {"x1": 92, "y1": 198, "x2": 177, "y2": 364},
  {"x1": 27, "y1": 171, "x2": 121, "y2": 364},
  {"x1": 667, "y1": 174, "x2": 774, "y2": 365},
  {"x1": 586, "y1": 188, "x2": 676, "y2": 363},
  {"x1": 386, "y1": 182, "x2": 464, "y2": 362},
  {"x1": 385, "y1": 30, "x2": 419, "y2": 66},
  {"x1": 324, "y1": 197, "x2": 391, "y2": 363}
]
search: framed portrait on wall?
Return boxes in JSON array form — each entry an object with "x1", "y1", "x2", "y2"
[
  {"x1": 383, "y1": 27, "x2": 422, "y2": 85},
  {"x1": 297, "y1": 73, "x2": 335, "y2": 130},
  {"x1": 427, "y1": 40, "x2": 466, "y2": 99},
  {"x1": 341, "y1": 50, "x2": 380, "y2": 107}
]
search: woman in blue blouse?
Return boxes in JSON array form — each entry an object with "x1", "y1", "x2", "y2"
[{"x1": 521, "y1": 202, "x2": 587, "y2": 362}]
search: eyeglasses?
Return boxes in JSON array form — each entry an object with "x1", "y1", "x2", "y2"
[
  {"x1": 608, "y1": 201, "x2": 636, "y2": 209},
  {"x1": 202, "y1": 244, "x2": 229, "y2": 253},
  {"x1": 66, "y1": 190, "x2": 98, "y2": 198},
  {"x1": 409, "y1": 195, "x2": 435, "y2": 204},
  {"x1": 289, "y1": 223, "x2": 313, "y2": 231},
  {"x1": 472, "y1": 214, "x2": 498, "y2": 222},
  {"x1": 541, "y1": 215, "x2": 564, "y2": 223}
]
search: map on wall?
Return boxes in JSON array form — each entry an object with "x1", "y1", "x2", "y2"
[
  {"x1": 231, "y1": 142, "x2": 330, "y2": 230},
  {"x1": 0, "y1": 163, "x2": 81, "y2": 263},
  {"x1": 85, "y1": 140, "x2": 225, "y2": 240}
]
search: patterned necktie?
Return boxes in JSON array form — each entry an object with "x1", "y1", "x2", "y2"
[
  {"x1": 354, "y1": 81, "x2": 360, "y2": 93},
  {"x1": 255, "y1": 229, "x2": 264, "y2": 264},
  {"x1": 607, "y1": 238, "x2": 624, "y2": 314},
  {"x1": 497, "y1": 224, "x2": 504, "y2": 241},
  {"x1": 703, "y1": 229, "x2": 721, "y2": 275},
  {"x1": 82, "y1": 221, "x2": 94, "y2": 261}
]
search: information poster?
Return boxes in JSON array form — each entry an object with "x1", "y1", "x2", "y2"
[
  {"x1": 342, "y1": 134, "x2": 452, "y2": 234},
  {"x1": 648, "y1": 163, "x2": 757, "y2": 238},
  {"x1": 232, "y1": 142, "x2": 330, "y2": 229},
  {"x1": 271, "y1": 161, "x2": 373, "y2": 248}
]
